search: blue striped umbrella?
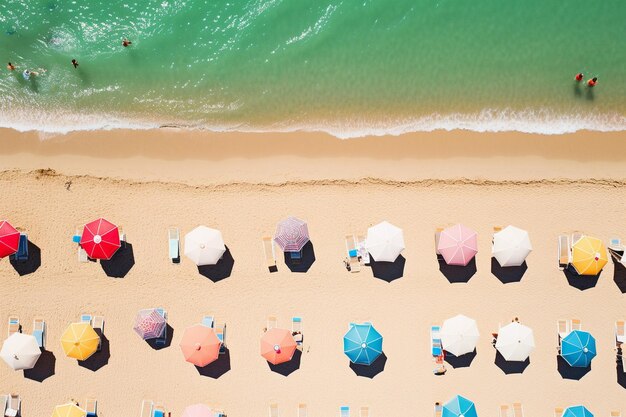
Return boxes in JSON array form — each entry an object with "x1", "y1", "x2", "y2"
[
  {"x1": 561, "y1": 330, "x2": 596, "y2": 367},
  {"x1": 563, "y1": 406, "x2": 594, "y2": 417},
  {"x1": 442, "y1": 395, "x2": 478, "y2": 417},
  {"x1": 343, "y1": 323, "x2": 383, "y2": 365}
]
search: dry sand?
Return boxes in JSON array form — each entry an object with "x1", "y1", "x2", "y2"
[{"x1": 0, "y1": 128, "x2": 625, "y2": 417}]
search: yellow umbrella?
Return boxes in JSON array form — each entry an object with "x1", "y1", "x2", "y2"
[
  {"x1": 60, "y1": 323, "x2": 99, "y2": 361},
  {"x1": 52, "y1": 403, "x2": 86, "y2": 417},
  {"x1": 571, "y1": 236, "x2": 608, "y2": 275}
]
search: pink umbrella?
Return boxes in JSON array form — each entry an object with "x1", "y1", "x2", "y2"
[
  {"x1": 182, "y1": 404, "x2": 212, "y2": 417},
  {"x1": 133, "y1": 309, "x2": 166, "y2": 340},
  {"x1": 274, "y1": 217, "x2": 310, "y2": 252},
  {"x1": 437, "y1": 224, "x2": 478, "y2": 266}
]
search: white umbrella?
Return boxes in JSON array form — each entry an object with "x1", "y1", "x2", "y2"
[
  {"x1": 184, "y1": 226, "x2": 226, "y2": 266},
  {"x1": 1, "y1": 333, "x2": 41, "y2": 370},
  {"x1": 492, "y1": 226, "x2": 532, "y2": 267},
  {"x1": 366, "y1": 221, "x2": 405, "y2": 262},
  {"x1": 440, "y1": 314, "x2": 480, "y2": 356},
  {"x1": 495, "y1": 322, "x2": 535, "y2": 361}
]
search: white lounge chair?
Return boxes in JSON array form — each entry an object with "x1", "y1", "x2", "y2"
[
  {"x1": 292, "y1": 317, "x2": 303, "y2": 349},
  {"x1": 554, "y1": 408, "x2": 564, "y2": 417},
  {"x1": 155, "y1": 309, "x2": 167, "y2": 346},
  {"x1": 298, "y1": 404, "x2": 307, "y2": 417},
  {"x1": 616, "y1": 320, "x2": 625, "y2": 344},
  {"x1": 345, "y1": 234, "x2": 361, "y2": 273},
  {"x1": 571, "y1": 232, "x2": 583, "y2": 246},
  {"x1": 500, "y1": 405, "x2": 510, "y2": 417},
  {"x1": 8, "y1": 317, "x2": 19, "y2": 337},
  {"x1": 216, "y1": 325, "x2": 226, "y2": 354},
  {"x1": 0, "y1": 396, "x2": 6, "y2": 416},
  {"x1": 140, "y1": 400, "x2": 153, "y2": 417},
  {"x1": 78, "y1": 246, "x2": 89, "y2": 263},
  {"x1": 434, "y1": 403, "x2": 443, "y2": 417},
  {"x1": 85, "y1": 398, "x2": 97, "y2": 417},
  {"x1": 263, "y1": 236, "x2": 278, "y2": 273},
  {"x1": 33, "y1": 318, "x2": 45, "y2": 348},
  {"x1": 558, "y1": 235, "x2": 570, "y2": 270},
  {"x1": 571, "y1": 319, "x2": 582, "y2": 331},
  {"x1": 269, "y1": 402, "x2": 279, "y2": 417},
  {"x1": 5, "y1": 394, "x2": 20, "y2": 417},
  {"x1": 435, "y1": 228, "x2": 443, "y2": 257},
  {"x1": 512, "y1": 403, "x2": 524, "y2": 417},
  {"x1": 360, "y1": 407, "x2": 369, "y2": 417},
  {"x1": 168, "y1": 228, "x2": 180, "y2": 263},
  {"x1": 93, "y1": 316, "x2": 104, "y2": 351}
]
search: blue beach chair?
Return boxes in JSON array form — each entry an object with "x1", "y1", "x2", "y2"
[
  {"x1": 431, "y1": 325, "x2": 442, "y2": 357},
  {"x1": 340, "y1": 406, "x2": 350, "y2": 417},
  {"x1": 10, "y1": 233, "x2": 28, "y2": 262},
  {"x1": 33, "y1": 318, "x2": 45, "y2": 348},
  {"x1": 155, "y1": 308, "x2": 167, "y2": 346},
  {"x1": 202, "y1": 316, "x2": 214, "y2": 328}
]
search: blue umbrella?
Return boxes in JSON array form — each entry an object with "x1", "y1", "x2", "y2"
[
  {"x1": 442, "y1": 395, "x2": 478, "y2": 417},
  {"x1": 561, "y1": 330, "x2": 596, "y2": 367},
  {"x1": 563, "y1": 406, "x2": 594, "y2": 417},
  {"x1": 343, "y1": 323, "x2": 383, "y2": 365}
]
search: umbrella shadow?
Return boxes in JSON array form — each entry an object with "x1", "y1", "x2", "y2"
[
  {"x1": 284, "y1": 241, "x2": 316, "y2": 273},
  {"x1": 438, "y1": 257, "x2": 477, "y2": 283},
  {"x1": 609, "y1": 249, "x2": 626, "y2": 293},
  {"x1": 10, "y1": 240, "x2": 41, "y2": 276},
  {"x1": 491, "y1": 258, "x2": 527, "y2": 284},
  {"x1": 101, "y1": 243, "x2": 135, "y2": 278},
  {"x1": 557, "y1": 355, "x2": 591, "y2": 380},
  {"x1": 370, "y1": 256, "x2": 405, "y2": 282},
  {"x1": 444, "y1": 349, "x2": 477, "y2": 368},
  {"x1": 617, "y1": 358, "x2": 626, "y2": 389},
  {"x1": 494, "y1": 351, "x2": 530, "y2": 374},
  {"x1": 196, "y1": 348, "x2": 231, "y2": 379},
  {"x1": 268, "y1": 349, "x2": 302, "y2": 376},
  {"x1": 23, "y1": 349, "x2": 55, "y2": 382},
  {"x1": 198, "y1": 246, "x2": 234, "y2": 282},
  {"x1": 349, "y1": 352, "x2": 387, "y2": 378},
  {"x1": 78, "y1": 333, "x2": 110, "y2": 372},
  {"x1": 563, "y1": 264, "x2": 600, "y2": 291},
  {"x1": 146, "y1": 324, "x2": 173, "y2": 350}
]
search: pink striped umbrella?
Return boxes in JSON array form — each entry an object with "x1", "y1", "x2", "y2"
[
  {"x1": 437, "y1": 224, "x2": 478, "y2": 266},
  {"x1": 274, "y1": 217, "x2": 310, "y2": 252},
  {"x1": 0, "y1": 220, "x2": 20, "y2": 259},
  {"x1": 182, "y1": 404, "x2": 212, "y2": 417},
  {"x1": 80, "y1": 218, "x2": 121, "y2": 260},
  {"x1": 133, "y1": 309, "x2": 166, "y2": 340}
]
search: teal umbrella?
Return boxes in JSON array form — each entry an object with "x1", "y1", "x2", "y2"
[
  {"x1": 442, "y1": 395, "x2": 478, "y2": 417},
  {"x1": 343, "y1": 323, "x2": 383, "y2": 365},
  {"x1": 561, "y1": 330, "x2": 596, "y2": 367},
  {"x1": 563, "y1": 406, "x2": 593, "y2": 417}
]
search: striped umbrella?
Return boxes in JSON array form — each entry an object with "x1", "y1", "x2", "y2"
[
  {"x1": 134, "y1": 309, "x2": 166, "y2": 340},
  {"x1": 438, "y1": 224, "x2": 478, "y2": 266},
  {"x1": 260, "y1": 328, "x2": 297, "y2": 365},
  {"x1": 52, "y1": 403, "x2": 87, "y2": 417},
  {"x1": 60, "y1": 323, "x2": 100, "y2": 361},
  {"x1": 0, "y1": 220, "x2": 20, "y2": 258},
  {"x1": 80, "y1": 218, "x2": 121, "y2": 260},
  {"x1": 182, "y1": 404, "x2": 213, "y2": 417},
  {"x1": 561, "y1": 330, "x2": 596, "y2": 367},
  {"x1": 274, "y1": 217, "x2": 310, "y2": 252},
  {"x1": 442, "y1": 395, "x2": 478, "y2": 417},
  {"x1": 571, "y1": 236, "x2": 607, "y2": 275},
  {"x1": 343, "y1": 323, "x2": 383, "y2": 365},
  {"x1": 1, "y1": 333, "x2": 41, "y2": 370},
  {"x1": 180, "y1": 325, "x2": 221, "y2": 367},
  {"x1": 563, "y1": 406, "x2": 594, "y2": 417}
]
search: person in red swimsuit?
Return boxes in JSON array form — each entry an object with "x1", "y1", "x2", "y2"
[
  {"x1": 575, "y1": 73, "x2": 584, "y2": 82},
  {"x1": 587, "y1": 77, "x2": 598, "y2": 87}
]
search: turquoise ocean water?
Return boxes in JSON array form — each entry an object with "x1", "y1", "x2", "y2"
[{"x1": 1, "y1": 0, "x2": 625, "y2": 137}]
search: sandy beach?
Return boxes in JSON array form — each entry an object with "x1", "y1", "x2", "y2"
[{"x1": 0, "y1": 128, "x2": 625, "y2": 416}]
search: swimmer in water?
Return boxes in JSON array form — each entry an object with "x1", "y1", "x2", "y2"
[
  {"x1": 71, "y1": 59, "x2": 79, "y2": 68},
  {"x1": 7, "y1": 62, "x2": 15, "y2": 71},
  {"x1": 575, "y1": 73, "x2": 583, "y2": 82},
  {"x1": 22, "y1": 69, "x2": 39, "y2": 80},
  {"x1": 122, "y1": 38, "x2": 132, "y2": 47},
  {"x1": 587, "y1": 77, "x2": 598, "y2": 87}
]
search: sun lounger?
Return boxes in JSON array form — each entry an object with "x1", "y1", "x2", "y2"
[
  {"x1": 5, "y1": 394, "x2": 20, "y2": 417},
  {"x1": 512, "y1": 403, "x2": 523, "y2": 417},
  {"x1": 500, "y1": 405, "x2": 510, "y2": 417},
  {"x1": 571, "y1": 319, "x2": 581, "y2": 331},
  {"x1": 267, "y1": 316, "x2": 277, "y2": 331},
  {"x1": 340, "y1": 406, "x2": 350, "y2": 417},
  {"x1": 345, "y1": 234, "x2": 361, "y2": 273},
  {"x1": 73, "y1": 229, "x2": 82, "y2": 243},
  {"x1": 0, "y1": 396, "x2": 6, "y2": 416},
  {"x1": 554, "y1": 408, "x2": 564, "y2": 417},
  {"x1": 81, "y1": 314, "x2": 92, "y2": 324},
  {"x1": 262, "y1": 236, "x2": 278, "y2": 273},
  {"x1": 155, "y1": 309, "x2": 167, "y2": 346},
  {"x1": 356, "y1": 234, "x2": 370, "y2": 264},
  {"x1": 153, "y1": 405, "x2": 165, "y2": 417},
  {"x1": 610, "y1": 411, "x2": 622, "y2": 417},
  {"x1": 85, "y1": 398, "x2": 97, "y2": 417},
  {"x1": 557, "y1": 319, "x2": 569, "y2": 338},
  {"x1": 616, "y1": 320, "x2": 625, "y2": 344},
  {"x1": 168, "y1": 228, "x2": 180, "y2": 264},
  {"x1": 609, "y1": 237, "x2": 622, "y2": 251},
  {"x1": 434, "y1": 403, "x2": 443, "y2": 417},
  {"x1": 33, "y1": 318, "x2": 45, "y2": 348},
  {"x1": 202, "y1": 316, "x2": 215, "y2": 328},
  {"x1": 216, "y1": 325, "x2": 226, "y2": 354},
  {"x1": 141, "y1": 400, "x2": 154, "y2": 417},
  {"x1": 431, "y1": 325, "x2": 442, "y2": 357},
  {"x1": 10, "y1": 234, "x2": 28, "y2": 262},
  {"x1": 360, "y1": 407, "x2": 369, "y2": 417},
  {"x1": 493, "y1": 226, "x2": 503, "y2": 233},
  {"x1": 78, "y1": 246, "x2": 89, "y2": 263},
  {"x1": 571, "y1": 232, "x2": 583, "y2": 246},
  {"x1": 292, "y1": 317, "x2": 303, "y2": 349},
  {"x1": 298, "y1": 404, "x2": 307, "y2": 417},
  {"x1": 119, "y1": 228, "x2": 126, "y2": 248},
  {"x1": 8, "y1": 317, "x2": 19, "y2": 337},
  {"x1": 269, "y1": 402, "x2": 279, "y2": 417},
  {"x1": 92, "y1": 316, "x2": 104, "y2": 351},
  {"x1": 435, "y1": 228, "x2": 443, "y2": 258},
  {"x1": 558, "y1": 235, "x2": 570, "y2": 270}
]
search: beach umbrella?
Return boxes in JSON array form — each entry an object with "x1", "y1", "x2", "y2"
[
  {"x1": 60, "y1": 323, "x2": 99, "y2": 361},
  {"x1": 561, "y1": 330, "x2": 596, "y2": 367},
  {"x1": 182, "y1": 404, "x2": 212, "y2": 417},
  {"x1": 441, "y1": 314, "x2": 480, "y2": 356},
  {"x1": 274, "y1": 217, "x2": 310, "y2": 252},
  {"x1": 495, "y1": 322, "x2": 535, "y2": 361},
  {"x1": 80, "y1": 218, "x2": 121, "y2": 260},
  {"x1": 571, "y1": 236, "x2": 607, "y2": 275},
  {"x1": 343, "y1": 323, "x2": 384, "y2": 365},
  {"x1": 0, "y1": 333, "x2": 41, "y2": 370},
  {"x1": 0, "y1": 220, "x2": 20, "y2": 258},
  {"x1": 366, "y1": 221, "x2": 405, "y2": 262},
  {"x1": 260, "y1": 328, "x2": 297, "y2": 365},
  {"x1": 133, "y1": 309, "x2": 166, "y2": 340},
  {"x1": 438, "y1": 224, "x2": 478, "y2": 266},
  {"x1": 184, "y1": 226, "x2": 226, "y2": 266},
  {"x1": 52, "y1": 403, "x2": 86, "y2": 417},
  {"x1": 179, "y1": 324, "x2": 221, "y2": 367},
  {"x1": 492, "y1": 225, "x2": 532, "y2": 267},
  {"x1": 563, "y1": 406, "x2": 594, "y2": 417},
  {"x1": 442, "y1": 395, "x2": 478, "y2": 417}
]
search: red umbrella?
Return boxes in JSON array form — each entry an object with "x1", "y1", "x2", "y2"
[
  {"x1": 0, "y1": 221, "x2": 20, "y2": 259},
  {"x1": 80, "y1": 218, "x2": 121, "y2": 260}
]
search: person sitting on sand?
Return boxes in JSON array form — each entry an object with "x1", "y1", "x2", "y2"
[
  {"x1": 575, "y1": 73, "x2": 583, "y2": 82},
  {"x1": 587, "y1": 77, "x2": 598, "y2": 87},
  {"x1": 7, "y1": 62, "x2": 15, "y2": 71},
  {"x1": 122, "y1": 38, "x2": 132, "y2": 47},
  {"x1": 512, "y1": 317, "x2": 519, "y2": 323},
  {"x1": 71, "y1": 59, "x2": 79, "y2": 69},
  {"x1": 292, "y1": 331, "x2": 303, "y2": 344}
]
